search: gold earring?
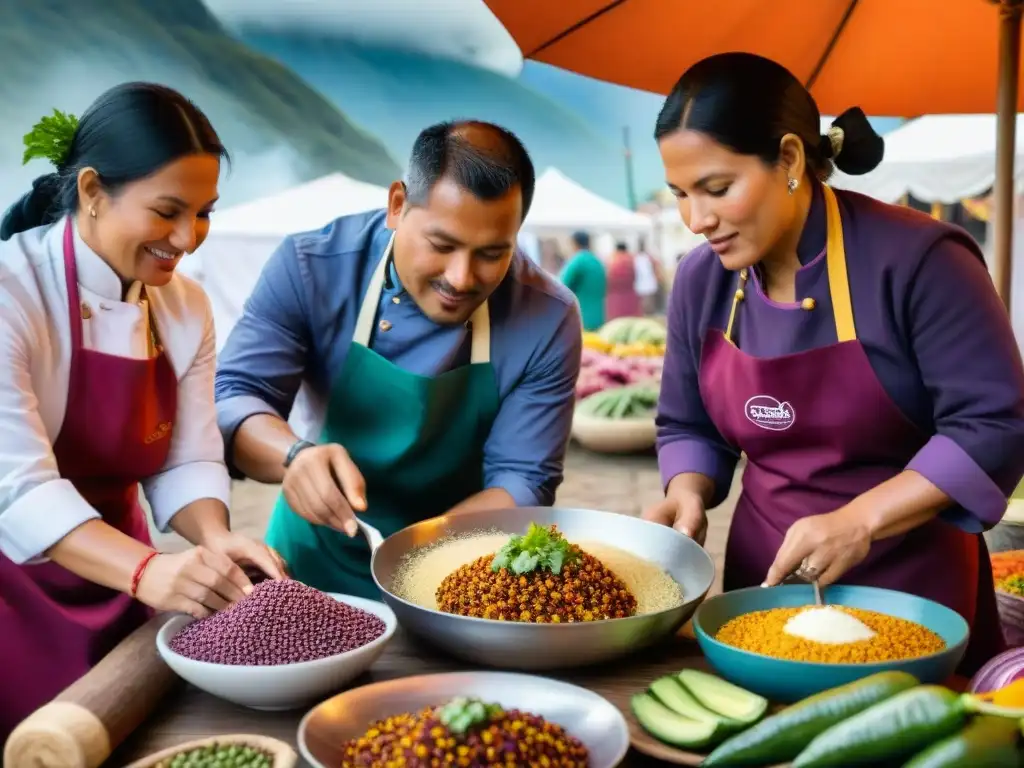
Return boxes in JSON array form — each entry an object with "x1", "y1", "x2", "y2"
[
  {"x1": 89, "y1": 206, "x2": 97, "y2": 218},
  {"x1": 787, "y1": 178, "x2": 799, "y2": 195}
]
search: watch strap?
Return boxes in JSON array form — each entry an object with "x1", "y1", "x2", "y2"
[{"x1": 283, "y1": 439, "x2": 315, "y2": 468}]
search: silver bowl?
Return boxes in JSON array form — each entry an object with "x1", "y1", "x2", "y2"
[
  {"x1": 298, "y1": 671, "x2": 630, "y2": 768},
  {"x1": 370, "y1": 506, "x2": 715, "y2": 670}
]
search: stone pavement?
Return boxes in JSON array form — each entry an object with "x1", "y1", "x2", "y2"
[{"x1": 148, "y1": 444, "x2": 742, "y2": 595}]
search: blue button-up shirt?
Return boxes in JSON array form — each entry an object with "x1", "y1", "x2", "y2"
[{"x1": 214, "y1": 209, "x2": 583, "y2": 506}]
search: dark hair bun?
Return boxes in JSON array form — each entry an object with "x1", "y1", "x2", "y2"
[
  {"x1": 0, "y1": 174, "x2": 61, "y2": 242},
  {"x1": 825, "y1": 107, "x2": 885, "y2": 176}
]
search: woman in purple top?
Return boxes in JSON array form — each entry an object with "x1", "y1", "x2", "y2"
[{"x1": 643, "y1": 52, "x2": 1024, "y2": 675}]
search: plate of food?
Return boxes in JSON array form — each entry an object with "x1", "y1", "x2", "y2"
[{"x1": 297, "y1": 671, "x2": 630, "y2": 768}]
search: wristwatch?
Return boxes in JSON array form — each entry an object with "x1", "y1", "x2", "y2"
[{"x1": 283, "y1": 439, "x2": 315, "y2": 468}]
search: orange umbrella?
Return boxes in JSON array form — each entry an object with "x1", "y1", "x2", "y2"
[{"x1": 483, "y1": 0, "x2": 1024, "y2": 307}]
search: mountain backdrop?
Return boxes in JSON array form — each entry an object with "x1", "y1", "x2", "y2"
[{"x1": 0, "y1": 0, "x2": 902, "y2": 213}]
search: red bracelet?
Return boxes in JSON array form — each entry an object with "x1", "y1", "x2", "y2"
[{"x1": 131, "y1": 551, "x2": 160, "y2": 598}]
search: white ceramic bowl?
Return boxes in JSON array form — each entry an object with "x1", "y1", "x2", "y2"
[
  {"x1": 571, "y1": 410, "x2": 656, "y2": 453},
  {"x1": 156, "y1": 593, "x2": 397, "y2": 711}
]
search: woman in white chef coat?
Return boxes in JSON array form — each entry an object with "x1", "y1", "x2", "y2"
[{"x1": 0, "y1": 82, "x2": 285, "y2": 737}]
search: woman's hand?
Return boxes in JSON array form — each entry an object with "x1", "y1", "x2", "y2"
[
  {"x1": 642, "y1": 490, "x2": 708, "y2": 546},
  {"x1": 201, "y1": 530, "x2": 289, "y2": 583},
  {"x1": 135, "y1": 547, "x2": 255, "y2": 619},
  {"x1": 763, "y1": 507, "x2": 872, "y2": 588}
]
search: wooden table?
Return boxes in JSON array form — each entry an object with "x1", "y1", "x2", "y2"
[{"x1": 110, "y1": 627, "x2": 711, "y2": 767}]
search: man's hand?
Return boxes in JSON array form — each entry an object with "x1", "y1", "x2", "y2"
[{"x1": 282, "y1": 443, "x2": 367, "y2": 535}]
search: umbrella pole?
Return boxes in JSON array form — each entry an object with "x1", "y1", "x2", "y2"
[{"x1": 993, "y1": 1, "x2": 1023, "y2": 312}]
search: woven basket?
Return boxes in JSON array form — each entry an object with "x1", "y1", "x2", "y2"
[
  {"x1": 571, "y1": 411, "x2": 656, "y2": 454},
  {"x1": 995, "y1": 589, "x2": 1024, "y2": 648},
  {"x1": 124, "y1": 734, "x2": 296, "y2": 768}
]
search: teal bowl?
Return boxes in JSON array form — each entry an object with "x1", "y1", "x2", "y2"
[{"x1": 693, "y1": 585, "x2": 969, "y2": 703}]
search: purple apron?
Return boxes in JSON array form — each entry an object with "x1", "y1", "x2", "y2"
[
  {"x1": 0, "y1": 218, "x2": 178, "y2": 738},
  {"x1": 698, "y1": 185, "x2": 1004, "y2": 677}
]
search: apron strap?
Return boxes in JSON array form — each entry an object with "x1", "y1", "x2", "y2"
[
  {"x1": 722, "y1": 185, "x2": 857, "y2": 345},
  {"x1": 822, "y1": 185, "x2": 857, "y2": 343},
  {"x1": 352, "y1": 231, "x2": 491, "y2": 363}
]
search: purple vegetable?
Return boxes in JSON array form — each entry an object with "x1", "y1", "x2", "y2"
[{"x1": 968, "y1": 645, "x2": 1024, "y2": 694}]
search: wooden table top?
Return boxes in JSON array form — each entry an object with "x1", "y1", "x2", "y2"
[{"x1": 110, "y1": 626, "x2": 712, "y2": 767}]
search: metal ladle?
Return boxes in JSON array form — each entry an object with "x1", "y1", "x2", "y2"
[
  {"x1": 354, "y1": 515, "x2": 385, "y2": 552},
  {"x1": 784, "y1": 564, "x2": 825, "y2": 606}
]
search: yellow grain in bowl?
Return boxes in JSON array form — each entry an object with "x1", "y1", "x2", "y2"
[{"x1": 714, "y1": 606, "x2": 946, "y2": 663}]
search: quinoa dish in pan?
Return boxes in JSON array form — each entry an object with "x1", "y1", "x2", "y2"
[{"x1": 390, "y1": 523, "x2": 684, "y2": 623}]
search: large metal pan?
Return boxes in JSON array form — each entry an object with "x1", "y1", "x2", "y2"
[{"x1": 370, "y1": 506, "x2": 715, "y2": 670}]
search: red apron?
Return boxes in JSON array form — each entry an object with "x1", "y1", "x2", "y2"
[
  {"x1": 699, "y1": 185, "x2": 1004, "y2": 677},
  {"x1": 0, "y1": 218, "x2": 178, "y2": 738}
]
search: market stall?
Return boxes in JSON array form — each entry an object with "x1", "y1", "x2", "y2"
[{"x1": 574, "y1": 317, "x2": 666, "y2": 454}]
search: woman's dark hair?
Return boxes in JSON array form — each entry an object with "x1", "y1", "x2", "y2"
[
  {"x1": 654, "y1": 53, "x2": 884, "y2": 180},
  {"x1": 1, "y1": 82, "x2": 228, "y2": 241}
]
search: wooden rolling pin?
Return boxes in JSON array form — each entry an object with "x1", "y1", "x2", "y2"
[{"x1": 4, "y1": 613, "x2": 180, "y2": 768}]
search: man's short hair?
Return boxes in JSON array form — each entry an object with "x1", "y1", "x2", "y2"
[
  {"x1": 405, "y1": 120, "x2": 536, "y2": 221},
  {"x1": 572, "y1": 231, "x2": 591, "y2": 249}
]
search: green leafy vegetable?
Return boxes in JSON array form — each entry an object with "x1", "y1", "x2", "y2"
[
  {"x1": 438, "y1": 697, "x2": 504, "y2": 735},
  {"x1": 22, "y1": 109, "x2": 79, "y2": 167},
  {"x1": 491, "y1": 522, "x2": 580, "y2": 576}
]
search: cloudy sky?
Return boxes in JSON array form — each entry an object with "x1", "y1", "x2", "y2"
[{"x1": 202, "y1": 0, "x2": 524, "y2": 77}]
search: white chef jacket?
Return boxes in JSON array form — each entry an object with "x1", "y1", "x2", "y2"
[{"x1": 0, "y1": 219, "x2": 231, "y2": 565}]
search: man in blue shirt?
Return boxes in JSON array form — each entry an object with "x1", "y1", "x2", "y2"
[{"x1": 214, "y1": 121, "x2": 583, "y2": 597}]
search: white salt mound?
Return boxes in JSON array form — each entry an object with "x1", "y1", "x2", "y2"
[{"x1": 783, "y1": 606, "x2": 876, "y2": 644}]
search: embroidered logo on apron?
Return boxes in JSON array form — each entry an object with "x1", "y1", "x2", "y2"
[
  {"x1": 744, "y1": 395, "x2": 795, "y2": 431},
  {"x1": 144, "y1": 421, "x2": 172, "y2": 444}
]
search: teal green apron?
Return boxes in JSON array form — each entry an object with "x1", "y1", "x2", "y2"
[{"x1": 265, "y1": 233, "x2": 501, "y2": 599}]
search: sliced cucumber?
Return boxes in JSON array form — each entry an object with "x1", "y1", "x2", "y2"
[
  {"x1": 649, "y1": 676, "x2": 737, "y2": 729},
  {"x1": 677, "y1": 669, "x2": 768, "y2": 725},
  {"x1": 631, "y1": 693, "x2": 720, "y2": 750}
]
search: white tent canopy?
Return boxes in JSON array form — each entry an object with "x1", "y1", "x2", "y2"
[
  {"x1": 829, "y1": 114, "x2": 1024, "y2": 204},
  {"x1": 208, "y1": 173, "x2": 390, "y2": 237},
  {"x1": 179, "y1": 172, "x2": 390, "y2": 350},
  {"x1": 523, "y1": 167, "x2": 653, "y2": 235}
]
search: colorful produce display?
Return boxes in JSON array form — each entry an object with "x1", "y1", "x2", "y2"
[
  {"x1": 631, "y1": 669, "x2": 1024, "y2": 766},
  {"x1": 576, "y1": 349, "x2": 662, "y2": 400},
  {"x1": 153, "y1": 742, "x2": 274, "y2": 768},
  {"x1": 713, "y1": 605, "x2": 946, "y2": 664},
  {"x1": 169, "y1": 579, "x2": 386, "y2": 665},
  {"x1": 991, "y1": 550, "x2": 1024, "y2": 583},
  {"x1": 339, "y1": 696, "x2": 589, "y2": 767},
  {"x1": 576, "y1": 383, "x2": 659, "y2": 420},
  {"x1": 435, "y1": 523, "x2": 638, "y2": 623},
  {"x1": 594, "y1": 316, "x2": 667, "y2": 347}
]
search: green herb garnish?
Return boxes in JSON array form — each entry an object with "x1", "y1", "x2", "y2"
[
  {"x1": 491, "y1": 522, "x2": 581, "y2": 576},
  {"x1": 22, "y1": 109, "x2": 79, "y2": 167},
  {"x1": 438, "y1": 697, "x2": 504, "y2": 735}
]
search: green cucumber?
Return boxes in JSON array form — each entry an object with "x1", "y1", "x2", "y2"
[
  {"x1": 701, "y1": 671, "x2": 918, "y2": 766},
  {"x1": 677, "y1": 670, "x2": 768, "y2": 725},
  {"x1": 793, "y1": 685, "x2": 969, "y2": 768},
  {"x1": 632, "y1": 693, "x2": 720, "y2": 750},
  {"x1": 649, "y1": 676, "x2": 738, "y2": 730},
  {"x1": 902, "y1": 715, "x2": 1023, "y2": 767}
]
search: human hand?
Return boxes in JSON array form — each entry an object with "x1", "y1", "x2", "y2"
[
  {"x1": 282, "y1": 443, "x2": 367, "y2": 535},
  {"x1": 641, "y1": 491, "x2": 708, "y2": 546},
  {"x1": 135, "y1": 547, "x2": 254, "y2": 619},
  {"x1": 763, "y1": 507, "x2": 872, "y2": 588},
  {"x1": 201, "y1": 530, "x2": 289, "y2": 582}
]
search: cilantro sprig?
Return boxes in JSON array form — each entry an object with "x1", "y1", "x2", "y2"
[
  {"x1": 22, "y1": 109, "x2": 79, "y2": 167},
  {"x1": 438, "y1": 697, "x2": 504, "y2": 735},
  {"x1": 491, "y1": 522, "x2": 581, "y2": 576}
]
